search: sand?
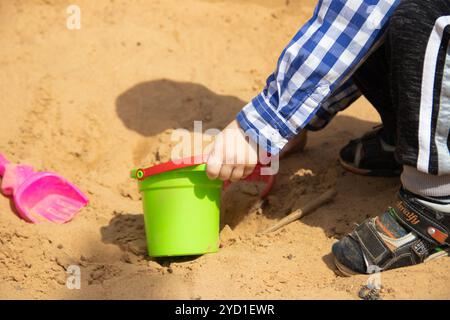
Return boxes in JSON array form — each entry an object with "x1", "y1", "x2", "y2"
[{"x1": 0, "y1": 0, "x2": 448, "y2": 299}]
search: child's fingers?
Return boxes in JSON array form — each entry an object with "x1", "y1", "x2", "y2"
[
  {"x1": 242, "y1": 166, "x2": 255, "y2": 179},
  {"x1": 206, "y1": 153, "x2": 222, "y2": 179},
  {"x1": 229, "y1": 166, "x2": 245, "y2": 182},
  {"x1": 218, "y1": 164, "x2": 234, "y2": 181}
]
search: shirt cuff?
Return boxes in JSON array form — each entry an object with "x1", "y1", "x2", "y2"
[{"x1": 236, "y1": 94, "x2": 294, "y2": 155}]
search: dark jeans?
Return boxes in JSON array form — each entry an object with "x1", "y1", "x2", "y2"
[{"x1": 352, "y1": 0, "x2": 450, "y2": 176}]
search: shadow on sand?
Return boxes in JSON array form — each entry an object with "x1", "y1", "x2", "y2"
[{"x1": 111, "y1": 79, "x2": 399, "y2": 272}]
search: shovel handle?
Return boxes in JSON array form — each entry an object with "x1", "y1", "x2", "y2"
[{"x1": 0, "y1": 154, "x2": 9, "y2": 177}]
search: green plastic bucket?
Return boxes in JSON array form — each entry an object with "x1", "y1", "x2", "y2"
[
  {"x1": 132, "y1": 160, "x2": 223, "y2": 257},
  {"x1": 131, "y1": 156, "x2": 275, "y2": 257}
]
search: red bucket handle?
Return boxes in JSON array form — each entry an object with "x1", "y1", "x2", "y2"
[{"x1": 133, "y1": 155, "x2": 276, "y2": 198}]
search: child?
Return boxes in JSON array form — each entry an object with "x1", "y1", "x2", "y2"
[{"x1": 206, "y1": 0, "x2": 450, "y2": 275}]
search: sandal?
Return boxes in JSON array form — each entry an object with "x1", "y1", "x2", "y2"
[
  {"x1": 332, "y1": 188, "x2": 450, "y2": 276},
  {"x1": 339, "y1": 127, "x2": 402, "y2": 177}
]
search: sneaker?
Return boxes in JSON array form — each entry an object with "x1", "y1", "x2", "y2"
[{"x1": 332, "y1": 188, "x2": 450, "y2": 276}]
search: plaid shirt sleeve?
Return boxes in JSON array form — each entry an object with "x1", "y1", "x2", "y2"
[{"x1": 237, "y1": 0, "x2": 400, "y2": 155}]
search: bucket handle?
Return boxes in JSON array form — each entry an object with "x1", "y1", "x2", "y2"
[{"x1": 131, "y1": 156, "x2": 276, "y2": 198}]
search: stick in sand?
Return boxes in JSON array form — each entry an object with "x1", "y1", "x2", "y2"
[{"x1": 262, "y1": 188, "x2": 337, "y2": 234}]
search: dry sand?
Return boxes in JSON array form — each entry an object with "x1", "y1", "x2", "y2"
[{"x1": 0, "y1": 0, "x2": 448, "y2": 299}]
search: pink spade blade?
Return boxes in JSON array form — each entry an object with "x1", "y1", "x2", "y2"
[{"x1": 14, "y1": 172, "x2": 88, "y2": 224}]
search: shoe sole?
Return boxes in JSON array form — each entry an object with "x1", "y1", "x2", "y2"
[
  {"x1": 333, "y1": 257, "x2": 360, "y2": 277},
  {"x1": 424, "y1": 249, "x2": 450, "y2": 263},
  {"x1": 339, "y1": 156, "x2": 401, "y2": 177},
  {"x1": 334, "y1": 249, "x2": 449, "y2": 277}
]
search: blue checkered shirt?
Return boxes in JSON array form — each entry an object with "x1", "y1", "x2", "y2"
[{"x1": 237, "y1": 0, "x2": 400, "y2": 154}]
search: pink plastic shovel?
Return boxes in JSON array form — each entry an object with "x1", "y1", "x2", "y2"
[{"x1": 0, "y1": 154, "x2": 88, "y2": 224}]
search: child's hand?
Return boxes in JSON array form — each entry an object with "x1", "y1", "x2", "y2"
[{"x1": 206, "y1": 120, "x2": 258, "y2": 181}]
